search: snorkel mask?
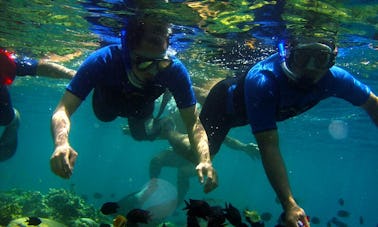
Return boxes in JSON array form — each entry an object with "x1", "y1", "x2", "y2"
[
  {"x1": 0, "y1": 49, "x2": 16, "y2": 85},
  {"x1": 279, "y1": 39, "x2": 337, "y2": 86}
]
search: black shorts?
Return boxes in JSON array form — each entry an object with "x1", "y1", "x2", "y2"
[
  {"x1": 200, "y1": 77, "x2": 247, "y2": 156},
  {"x1": 0, "y1": 85, "x2": 14, "y2": 125},
  {"x1": 92, "y1": 86, "x2": 157, "y2": 141}
]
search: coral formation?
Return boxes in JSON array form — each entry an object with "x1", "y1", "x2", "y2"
[{"x1": 0, "y1": 188, "x2": 109, "y2": 226}]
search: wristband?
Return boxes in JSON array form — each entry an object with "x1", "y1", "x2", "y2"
[{"x1": 14, "y1": 56, "x2": 39, "y2": 76}]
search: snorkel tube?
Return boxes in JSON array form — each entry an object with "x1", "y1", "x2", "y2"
[
  {"x1": 0, "y1": 49, "x2": 16, "y2": 85},
  {"x1": 278, "y1": 40, "x2": 299, "y2": 82}
]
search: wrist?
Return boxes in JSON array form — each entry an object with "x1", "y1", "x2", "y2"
[
  {"x1": 282, "y1": 196, "x2": 298, "y2": 210},
  {"x1": 15, "y1": 56, "x2": 39, "y2": 76}
]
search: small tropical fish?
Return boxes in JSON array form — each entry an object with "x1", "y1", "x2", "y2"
[
  {"x1": 101, "y1": 202, "x2": 120, "y2": 215},
  {"x1": 260, "y1": 212, "x2": 272, "y2": 221},
  {"x1": 26, "y1": 217, "x2": 42, "y2": 226},
  {"x1": 337, "y1": 209, "x2": 350, "y2": 218},
  {"x1": 113, "y1": 215, "x2": 127, "y2": 227},
  {"x1": 331, "y1": 216, "x2": 348, "y2": 227},
  {"x1": 338, "y1": 198, "x2": 345, "y2": 206},
  {"x1": 184, "y1": 199, "x2": 211, "y2": 220},
  {"x1": 207, "y1": 205, "x2": 226, "y2": 227},
  {"x1": 99, "y1": 224, "x2": 111, "y2": 227},
  {"x1": 126, "y1": 208, "x2": 151, "y2": 224},
  {"x1": 187, "y1": 214, "x2": 200, "y2": 227},
  {"x1": 359, "y1": 216, "x2": 364, "y2": 224},
  {"x1": 93, "y1": 192, "x2": 103, "y2": 199},
  {"x1": 311, "y1": 216, "x2": 320, "y2": 224},
  {"x1": 183, "y1": 199, "x2": 211, "y2": 220},
  {"x1": 244, "y1": 209, "x2": 261, "y2": 223},
  {"x1": 224, "y1": 203, "x2": 242, "y2": 226}
]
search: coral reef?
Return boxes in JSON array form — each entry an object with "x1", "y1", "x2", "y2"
[{"x1": 0, "y1": 188, "x2": 110, "y2": 226}]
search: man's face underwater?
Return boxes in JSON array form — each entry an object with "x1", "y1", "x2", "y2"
[{"x1": 287, "y1": 42, "x2": 335, "y2": 88}]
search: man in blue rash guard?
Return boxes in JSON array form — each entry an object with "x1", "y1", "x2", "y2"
[
  {"x1": 49, "y1": 15, "x2": 218, "y2": 193},
  {"x1": 198, "y1": 38, "x2": 378, "y2": 227},
  {"x1": 0, "y1": 48, "x2": 75, "y2": 161}
]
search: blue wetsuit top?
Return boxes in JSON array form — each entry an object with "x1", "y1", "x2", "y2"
[
  {"x1": 242, "y1": 53, "x2": 371, "y2": 133},
  {"x1": 67, "y1": 44, "x2": 196, "y2": 109}
]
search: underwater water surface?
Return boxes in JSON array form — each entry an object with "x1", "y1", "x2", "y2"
[{"x1": 1, "y1": 0, "x2": 378, "y2": 226}]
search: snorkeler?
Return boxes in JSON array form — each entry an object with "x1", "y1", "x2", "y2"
[
  {"x1": 0, "y1": 48, "x2": 75, "y2": 161},
  {"x1": 49, "y1": 14, "x2": 218, "y2": 194},
  {"x1": 198, "y1": 37, "x2": 378, "y2": 227}
]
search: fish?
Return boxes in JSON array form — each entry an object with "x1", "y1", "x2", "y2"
[
  {"x1": 311, "y1": 216, "x2": 321, "y2": 224},
  {"x1": 260, "y1": 212, "x2": 272, "y2": 221},
  {"x1": 359, "y1": 216, "x2": 364, "y2": 224},
  {"x1": 331, "y1": 216, "x2": 348, "y2": 227},
  {"x1": 338, "y1": 198, "x2": 345, "y2": 206},
  {"x1": 207, "y1": 205, "x2": 226, "y2": 227},
  {"x1": 224, "y1": 203, "x2": 243, "y2": 226},
  {"x1": 187, "y1": 214, "x2": 200, "y2": 227},
  {"x1": 93, "y1": 192, "x2": 104, "y2": 199},
  {"x1": 183, "y1": 199, "x2": 212, "y2": 220},
  {"x1": 244, "y1": 209, "x2": 261, "y2": 223},
  {"x1": 337, "y1": 209, "x2": 350, "y2": 218},
  {"x1": 126, "y1": 208, "x2": 151, "y2": 224},
  {"x1": 251, "y1": 221, "x2": 265, "y2": 227},
  {"x1": 100, "y1": 202, "x2": 120, "y2": 215},
  {"x1": 99, "y1": 224, "x2": 111, "y2": 227},
  {"x1": 113, "y1": 215, "x2": 127, "y2": 227},
  {"x1": 26, "y1": 217, "x2": 42, "y2": 226}
]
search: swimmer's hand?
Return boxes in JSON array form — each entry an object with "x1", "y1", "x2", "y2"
[
  {"x1": 50, "y1": 144, "x2": 77, "y2": 179},
  {"x1": 196, "y1": 162, "x2": 218, "y2": 193},
  {"x1": 285, "y1": 204, "x2": 310, "y2": 227},
  {"x1": 242, "y1": 142, "x2": 260, "y2": 160}
]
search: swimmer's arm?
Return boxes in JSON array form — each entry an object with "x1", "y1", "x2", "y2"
[
  {"x1": 361, "y1": 92, "x2": 378, "y2": 127},
  {"x1": 179, "y1": 105, "x2": 210, "y2": 164},
  {"x1": 37, "y1": 60, "x2": 76, "y2": 79},
  {"x1": 179, "y1": 105, "x2": 217, "y2": 193},
  {"x1": 255, "y1": 129, "x2": 308, "y2": 226},
  {"x1": 51, "y1": 91, "x2": 81, "y2": 146},
  {"x1": 254, "y1": 129, "x2": 296, "y2": 210},
  {"x1": 224, "y1": 136, "x2": 259, "y2": 152}
]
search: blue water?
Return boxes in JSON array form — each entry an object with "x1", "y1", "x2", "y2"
[{"x1": 1, "y1": 0, "x2": 378, "y2": 226}]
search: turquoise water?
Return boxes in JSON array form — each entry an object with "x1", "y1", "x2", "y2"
[{"x1": 1, "y1": 0, "x2": 378, "y2": 226}]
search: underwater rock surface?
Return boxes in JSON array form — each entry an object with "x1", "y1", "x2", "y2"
[
  {"x1": 0, "y1": 188, "x2": 109, "y2": 226},
  {"x1": 7, "y1": 217, "x2": 66, "y2": 227}
]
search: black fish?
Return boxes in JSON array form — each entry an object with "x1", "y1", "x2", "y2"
[
  {"x1": 337, "y1": 209, "x2": 350, "y2": 218},
  {"x1": 26, "y1": 217, "x2": 42, "y2": 226},
  {"x1": 183, "y1": 199, "x2": 211, "y2": 220},
  {"x1": 99, "y1": 224, "x2": 111, "y2": 227},
  {"x1": 251, "y1": 221, "x2": 264, "y2": 227},
  {"x1": 338, "y1": 198, "x2": 345, "y2": 206},
  {"x1": 359, "y1": 216, "x2": 364, "y2": 224},
  {"x1": 93, "y1": 192, "x2": 103, "y2": 199},
  {"x1": 260, "y1": 212, "x2": 272, "y2": 221},
  {"x1": 207, "y1": 205, "x2": 226, "y2": 227},
  {"x1": 100, "y1": 202, "x2": 120, "y2": 215},
  {"x1": 126, "y1": 208, "x2": 151, "y2": 224},
  {"x1": 187, "y1": 214, "x2": 200, "y2": 227},
  {"x1": 311, "y1": 216, "x2": 321, "y2": 224},
  {"x1": 331, "y1": 216, "x2": 348, "y2": 227},
  {"x1": 224, "y1": 202, "x2": 242, "y2": 226}
]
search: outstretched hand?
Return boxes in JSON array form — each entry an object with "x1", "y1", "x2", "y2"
[
  {"x1": 243, "y1": 142, "x2": 260, "y2": 160},
  {"x1": 50, "y1": 144, "x2": 78, "y2": 179},
  {"x1": 285, "y1": 205, "x2": 310, "y2": 227},
  {"x1": 195, "y1": 162, "x2": 218, "y2": 193}
]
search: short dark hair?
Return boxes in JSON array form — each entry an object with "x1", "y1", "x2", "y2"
[
  {"x1": 290, "y1": 37, "x2": 337, "y2": 51},
  {"x1": 125, "y1": 14, "x2": 170, "y2": 50}
]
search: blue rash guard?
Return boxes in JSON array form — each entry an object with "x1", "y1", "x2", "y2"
[
  {"x1": 67, "y1": 44, "x2": 196, "y2": 119},
  {"x1": 200, "y1": 53, "x2": 371, "y2": 155},
  {"x1": 244, "y1": 53, "x2": 371, "y2": 133}
]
